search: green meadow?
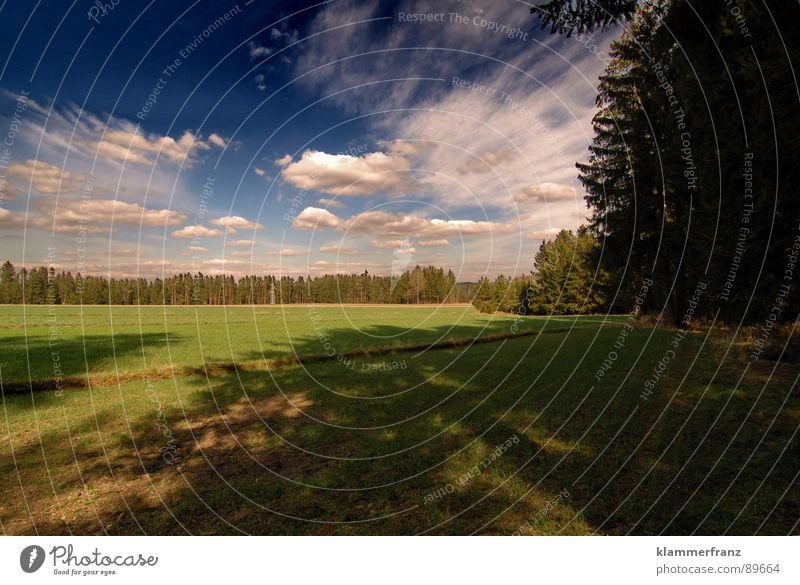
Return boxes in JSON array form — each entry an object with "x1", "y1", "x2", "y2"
[{"x1": 1, "y1": 305, "x2": 797, "y2": 535}]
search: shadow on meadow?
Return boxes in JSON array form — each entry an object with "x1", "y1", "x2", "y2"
[
  {"x1": 2, "y1": 321, "x2": 798, "y2": 535},
  {"x1": 0, "y1": 332, "x2": 180, "y2": 394}
]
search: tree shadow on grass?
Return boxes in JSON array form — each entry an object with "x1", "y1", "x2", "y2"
[
  {"x1": 0, "y1": 332, "x2": 182, "y2": 394},
  {"x1": 2, "y1": 320, "x2": 799, "y2": 535}
]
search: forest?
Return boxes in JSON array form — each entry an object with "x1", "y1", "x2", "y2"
[{"x1": 0, "y1": 260, "x2": 470, "y2": 305}]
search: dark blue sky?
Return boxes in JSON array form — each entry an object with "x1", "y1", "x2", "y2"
[{"x1": 0, "y1": 0, "x2": 619, "y2": 279}]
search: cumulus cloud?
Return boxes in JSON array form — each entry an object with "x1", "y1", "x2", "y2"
[
  {"x1": 171, "y1": 225, "x2": 223, "y2": 239},
  {"x1": 286, "y1": 1, "x2": 611, "y2": 220},
  {"x1": 210, "y1": 215, "x2": 263, "y2": 230},
  {"x1": 254, "y1": 167, "x2": 267, "y2": 177},
  {"x1": 96, "y1": 126, "x2": 218, "y2": 166},
  {"x1": 7, "y1": 159, "x2": 87, "y2": 195},
  {"x1": 514, "y1": 182, "x2": 579, "y2": 203},
  {"x1": 188, "y1": 245, "x2": 208, "y2": 253},
  {"x1": 293, "y1": 206, "x2": 509, "y2": 239},
  {"x1": 345, "y1": 210, "x2": 506, "y2": 238},
  {"x1": 208, "y1": 133, "x2": 229, "y2": 148},
  {"x1": 281, "y1": 149, "x2": 417, "y2": 196},
  {"x1": 274, "y1": 154, "x2": 293, "y2": 166},
  {"x1": 292, "y1": 206, "x2": 341, "y2": 230}
]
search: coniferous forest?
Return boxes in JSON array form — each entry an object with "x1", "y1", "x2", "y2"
[{"x1": 0, "y1": 260, "x2": 469, "y2": 305}]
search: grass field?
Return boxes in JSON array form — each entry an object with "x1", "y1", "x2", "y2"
[{"x1": 1, "y1": 305, "x2": 798, "y2": 535}]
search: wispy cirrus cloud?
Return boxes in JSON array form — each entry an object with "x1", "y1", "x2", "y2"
[{"x1": 514, "y1": 182, "x2": 578, "y2": 203}]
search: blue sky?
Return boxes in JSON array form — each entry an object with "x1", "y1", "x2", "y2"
[{"x1": 0, "y1": 0, "x2": 618, "y2": 281}]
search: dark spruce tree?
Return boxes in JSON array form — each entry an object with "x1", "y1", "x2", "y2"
[{"x1": 531, "y1": 0, "x2": 636, "y2": 35}]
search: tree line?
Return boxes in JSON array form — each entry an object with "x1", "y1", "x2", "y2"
[
  {"x1": 0, "y1": 260, "x2": 471, "y2": 305},
  {"x1": 471, "y1": 228, "x2": 605, "y2": 315}
]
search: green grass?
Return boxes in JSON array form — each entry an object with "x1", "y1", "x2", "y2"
[
  {"x1": 0, "y1": 304, "x2": 612, "y2": 389},
  {"x1": 0, "y1": 305, "x2": 797, "y2": 535}
]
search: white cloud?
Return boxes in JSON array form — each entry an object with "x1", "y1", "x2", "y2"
[
  {"x1": 319, "y1": 244, "x2": 359, "y2": 255},
  {"x1": 211, "y1": 215, "x2": 263, "y2": 230},
  {"x1": 418, "y1": 238, "x2": 450, "y2": 247},
  {"x1": 281, "y1": 149, "x2": 416, "y2": 196},
  {"x1": 287, "y1": 0, "x2": 613, "y2": 226},
  {"x1": 270, "y1": 27, "x2": 299, "y2": 44},
  {"x1": 395, "y1": 246, "x2": 416, "y2": 254},
  {"x1": 15, "y1": 100, "x2": 227, "y2": 167},
  {"x1": 293, "y1": 207, "x2": 509, "y2": 239},
  {"x1": 0, "y1": 207, "x2": 46, "y2": 229},
  {"x1": 2, "y1": 99, "x2": 222, "y2": 217},
  {"x1": 188, "y1": 245, "x2": 208, "y2": 253},
  {"x1": 456, "y1": 148, "x2": 515, "y2": 174},
  {"x1": 18, "y1": 100, "x2": 230, "y2": 170},
  {"x1": 345, "y1": 210, "x2": 507, "y2": 238},
  {"x1": 249, "y1": 41, "x2": 272, "y2": 59},
  {"x1": 279, "y1": 248, "x2": 304, "y2": 257},
  {"x1": 208, "y1": 133, "x2": 229, "y2": 148},
  {"x1": 1, "y1": 198, "x2": 185, "y2": 235},
  {"x1": 371, "y1": 239, "x2": 409, "y2": 249},
  {"x1": 274, "y1": 154, "x2": 293, "y2": 166},
  {"x1": 97, "y1": 126, "x2": 216, "y2": 166},
  {"x1": 7, "y1": 159, "x2": 87, "y2": 195},
  {"x1": 171, "y1": 225, "x2": 223, "y2": 239},
  {"x1": 26, "y1": 198, "x2": 186, "y2": 234},
  {"x1": 254, "y1": 167, "x2": 267, "y2": 177},
  {"x1": 227, "y1": 239, "x2": 256, "y2": 247},
  {"x1": 292, "y1": 206, "x2": 341, "y2": 230}
]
